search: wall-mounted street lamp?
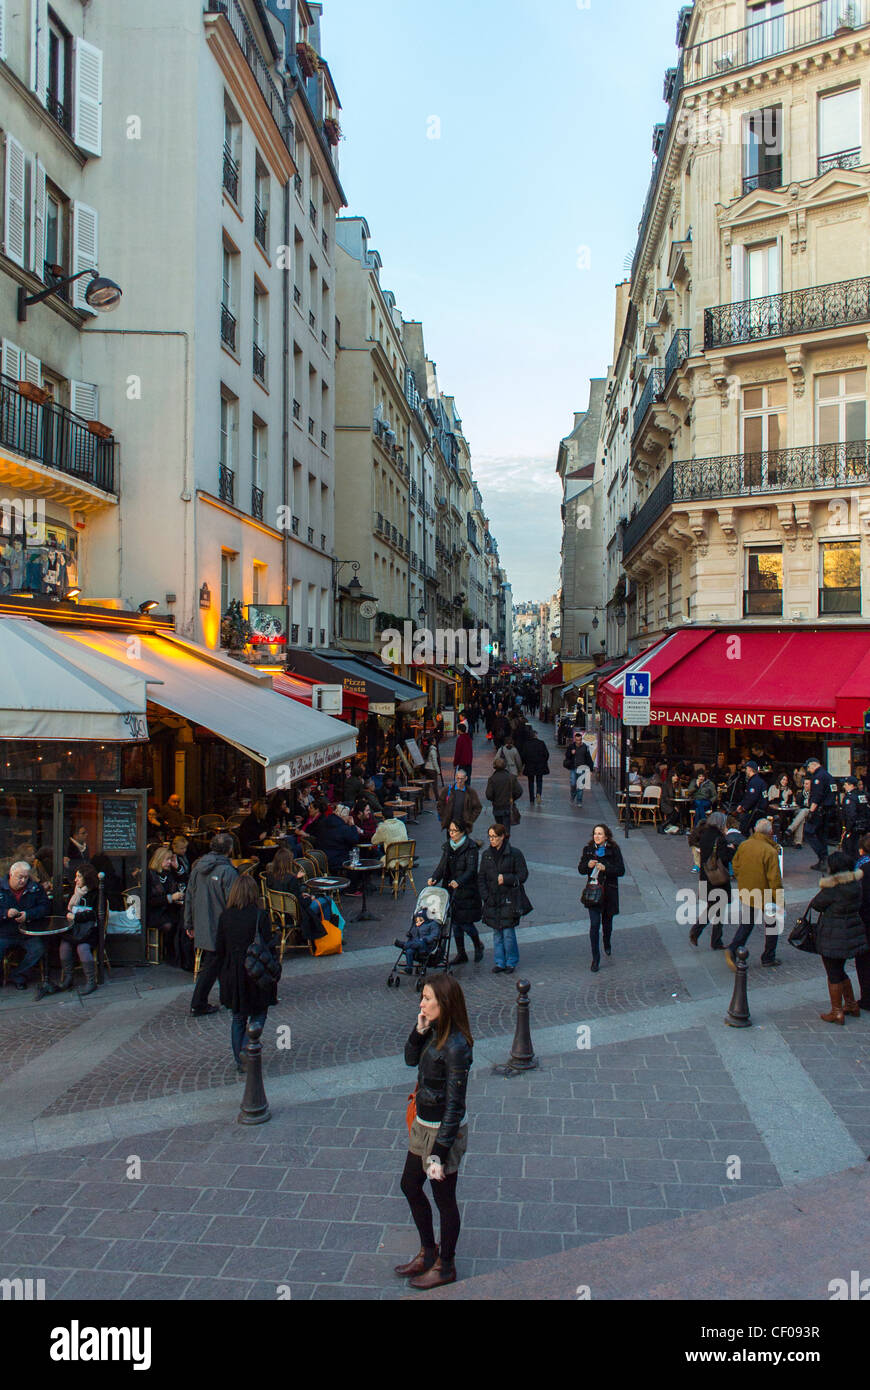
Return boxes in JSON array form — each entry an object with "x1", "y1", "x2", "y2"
[
  {"x1": 137, "y1": 599, "x2": 158, "y2": 614},
  {"x1": 18, "y1": 267, "x2": 123, "y2": 323},
  {"x1": 331, "y1": 559, "x2": 362, "y2": 600}
]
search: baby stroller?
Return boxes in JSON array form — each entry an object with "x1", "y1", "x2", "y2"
[{"x1": 386, "y1": 886, "x2": 452, "y2": 992}]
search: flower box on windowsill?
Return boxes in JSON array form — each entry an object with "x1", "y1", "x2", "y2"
[
  {"x1": 296, "y1": 43, "x2": 319, "y2": 78},
  {"x1": 323, "y1": 118, "x2": 341, "y2": 147},
  {"x1": 17, "y1": 380, "x2": 50, "y2": 406},
  {"x1": 86, "y1": 420, "x2": 113, "y2": 440}
]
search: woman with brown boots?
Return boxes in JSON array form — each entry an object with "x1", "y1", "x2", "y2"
[{"x1": 807, "y1": 851, "x2": 868, "y2": 1025}]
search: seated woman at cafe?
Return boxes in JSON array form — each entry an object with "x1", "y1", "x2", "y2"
[
  {"x1": 265, "y1": 848, "x2": 307, "y2": 896},
  {"x1": 58, "y1": 863, "x2": 101, "y2": 996},
  {"x1": 238, "y1": 801, "x2": 272, "y2": 856},
  {"x1": 264, "y1": 791, "x2": 292, "y2": 834},
  {"x1": 147, "y1": 846, "x2": 185, "y2": 968}
]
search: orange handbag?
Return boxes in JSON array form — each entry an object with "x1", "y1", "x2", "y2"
[{"x1": 406, "y1": 1086, "x2": 418, "y2": 1134}]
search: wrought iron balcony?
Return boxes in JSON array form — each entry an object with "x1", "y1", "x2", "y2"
[
  {"x1": 291, "y1": 515, "x2": 300, "y2": 535},
  {"x1": 684, "y1": 0, "x2": 870, "y2": 87},
  {"x1": 222, "y1": 143, "x2": 239, "y2": 202},
  {"x1": 307, "y1": 526, "x2": 314, "y2": 544},
  {"x1": 308, "y1": 417, "x2": 315, "y2": 436},
  {"x1": 664, "y1": 329, "x2": 690, "y2": 386},
  {"x1": 704, "y1": 276, "x2": 870, "y2": 350},
  {"x1": 292, "y1": 398, "x2": 301, "y2": 421},
  {"x1": 206, "y1": 2, "x2": 294, "y2": 158},
  {"x1": 320, "y1": 534, "x2": 326, "y2": 551},
  {"x1": 320, "y1": 431, "x2": 327, "y2": 449},
  {"x1": 291, "y1": 623, "x2": 300, "y2": 643},
  {"x1": 294, "y1": 173, "x2": 302, "y2": 197},
  {"x1": 46, "y1": 91, "x2": 71, "y2": 135},
  {"x1": 220, "y1": 303, "x2": 237, "y2": 351},
  {"x1": 307, "y1": 627, "x2": 314, "y2": 644},
  {"x1": 218, "y1": 463, "x2": 235, "y2": 505},
  {"x1": 632, "y1": 369, "x2": 666, "y2": 439},
  {"x1": 820, "y1": 585, "x2": 861, "y2": 614},
  {"x1": 818, "y1": 147, "x2": 862, "y2": 175},
  {"x1": 742, "y1": 165, "x2": 783, "y2": 194},
  {"x1": 0, "y1": 375, "x2": 117, "y2": 495},
  {"x1": 254, "y1": 200, "x2": 268, "y2": 248},
  {"x1": 251, "y1": 484, "x2": 264, "y2": 520},
  {"x1": 253, "y1": 343, "x2": 266, "y2": 381},
  {"x1": 293, "y1": 285, "x2": 302, "y2": 306}
]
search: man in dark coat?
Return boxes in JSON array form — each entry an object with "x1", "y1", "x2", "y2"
[
  {"x1": 485, "y1": 757, "x2": 523, "y2": 835},
  {"x1": 840, "y1": 776, "x2": 870, "y2": 861},
  {"x1": 522, "y1": 732, "x2": 550, "y2": 806},
  {"x1": 310, "y1": 804, "x2": 361, "y2": 874},
  {"x1": 186, "y1": 833, "x2": 238, "y2": 1016},
  {"x1": 0, "y1": 863, "x2": 50, "y2": 989},
  {"x1": 563, "y1": 731, "x2": 594, "y2": 806},
  {"x1": 735, "y1": 760, "x2": 768, "y2": 837},
  {"x1": 437, "y1": 769, "x2": 482, "y2": 835},
  {"x1": 804, "y1": 757, "x2": 838, "y2": 870}
]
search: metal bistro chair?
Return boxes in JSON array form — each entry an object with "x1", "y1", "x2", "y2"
[
  {"x1": 296, "y1": 858, "x2": 318, "y2": 880},
  {"x1": 617, "y1": 784, "x2": 643, "y2": 824},
  {"x1": 307, "y1": 848, "x2": 329, "y2": 877},
  {"x1": 381, "y1": 840, "x2": 417, "y2": 899},
  {"x1": 198, "y1": 814, "x2": 225, "y2": 831},
  {"x1": 636, "y1": 785, "x2": 662, "y2": 826},
  {"x1": 266, "y1": 888, "x2": 310, "y2": 959}
]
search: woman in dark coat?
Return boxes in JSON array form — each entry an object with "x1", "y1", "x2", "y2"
[
  {"x1": 215, "y1": 874, "x2": 278, "y2": 1071},
  {"x1": 690, "y1": 810, "x2": 735, "y2": 951},
  {"x1": 477, "y1": 823, "x2": 530, "y2": 974},
  {"x1": 854, "y1": 833, "x2": 870, "y2": 1010},
  {"x1": 238, "y1": 801, "x2": 270, "y2": 855},
  {"x1": 58, "y1": 863, "x2": 101, "y2": 996},
  {"x1": 428, "y1": 822, "x2": 484, "y2": 965},
  {"x1": 808, "y1": 851, "x2": 869, "y2": 1025},
  {"x1": 579, "y1": 824, "x2": 625, "y2": 973}
]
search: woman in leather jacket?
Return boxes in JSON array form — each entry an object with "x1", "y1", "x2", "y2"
[{"x1": 397, "y1": 974, "x2": 474, "y2": 1290}]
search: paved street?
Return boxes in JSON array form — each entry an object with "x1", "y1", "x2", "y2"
[{"x1": 0, "y1": 722, "x2": 868, "y2": 1300}]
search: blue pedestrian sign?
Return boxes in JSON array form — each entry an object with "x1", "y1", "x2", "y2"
[
  {"x1": 625, "y1": 671, "x2": 651, "y2": 699},
  {"x1": 865, "y1": 710, "x2": 870, "y2": 732}
]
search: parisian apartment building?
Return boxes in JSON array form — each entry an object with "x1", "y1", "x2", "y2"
[{"x1": 601, "y1": 0, "x2": 870, "y2": 651}]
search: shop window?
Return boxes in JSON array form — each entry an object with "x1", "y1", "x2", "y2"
[{"x1": 819, "y1": 539, "x2": 861, "y2": 614}]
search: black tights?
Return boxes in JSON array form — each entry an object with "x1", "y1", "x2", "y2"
[
  {"x1": 822, "y1": 955, "x2": 848, "y2": 985},
  {"x1": 400, "y1": 1151, "x2": 461, "y2": 1261}
]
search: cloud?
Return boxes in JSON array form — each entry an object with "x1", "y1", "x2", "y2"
[{"x1": 473, "y1": 454, "x2": 562, "y2": 603}]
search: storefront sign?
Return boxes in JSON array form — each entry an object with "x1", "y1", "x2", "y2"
[
  {"x1": 647, "y1": 708, "x2": 856, "y2": 732},
  {"x1": 369, "y1": 702, "x2": 395, "y2": 716},
  {"x1": 247, "y1": 605, "x2": 289, "y2": 647},
  {"x1": 274, "y1": 739, "x2": 357, "y2": 786},
  {"x1": 100, "y1": 798, "x2": 139, "y2": 854},
  {"x1": 343, "y1": 678, "x2": 368, "y2": 695}
]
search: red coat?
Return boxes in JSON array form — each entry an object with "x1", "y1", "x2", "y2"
[{"x1": 454, "y1": 732, "x2": 473, "y2": 767}]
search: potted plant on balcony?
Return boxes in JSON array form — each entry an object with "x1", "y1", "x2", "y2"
[
  {"x1": 835, "y1": 4, "x2": 858, "y2": 33},
  {"x1": 86, "y1": 420, "x2": 113, "y2": 440},
  {"x1": 323, "y1": 116, "x2": 341, "y2": 147},
  {"x1": 17, "y1": 379, "x2": 50, "y2": 406},
  {"x1": 296, "y1": 42, "x2": 319, "y2": 78}
]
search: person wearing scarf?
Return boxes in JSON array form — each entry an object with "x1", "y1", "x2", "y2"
[{"x1": 428, "y1": 823, "x2": 484, "y2": 965}]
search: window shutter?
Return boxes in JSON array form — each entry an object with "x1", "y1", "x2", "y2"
[
  {"x1": 73, "y1": 38, "x2": 102, "y2": 156},
  {"x1": 71, "y1": 201, "x2": 98, "y2": 313},
  {"x1": 28, "y1": 156, "x2": 45, "y2": 274},
  {"x1": 0, "y1": 1, "x2": 7, "y2": 62},
  {"x1": 731, "y1": 244, "x2": 745, "y2": 304},
  {"x1": 3, "y1": 133, "x2": 26, "y2": 267},
  {"x1": 1, "y1": 339, "x2": 22, "y2": 380},
  {"x1": 70, "y1": 380, "x2": 98, "y2": 420},
  {"x1": 30, "y1": 0, "x2": 48, "y2": 105},
  {"x1": 23, "y1": 353, "x2": 41, "y2": 386}
]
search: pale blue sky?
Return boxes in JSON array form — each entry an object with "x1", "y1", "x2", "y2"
[{"x1": 321, "y1": 0, "x2": 680, "y2": 603}]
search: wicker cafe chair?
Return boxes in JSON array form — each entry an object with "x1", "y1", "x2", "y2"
[
  {"x1": 266, "y1": 888, "x2": 310, "y2": 959},
  {"x1": 380, "y1": 840, "x2": 417, "y2": 899},
  {"x1": 307, "y1": 849, "x2": 329, "y2": 877}
]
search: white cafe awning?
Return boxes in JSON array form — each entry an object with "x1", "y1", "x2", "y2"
[
  {"x1": 0, "y1": 618, "x2": 149, "y2": 741},
  {"x1": 61, "y1": 629, "x2": 357, "y2": 789}
]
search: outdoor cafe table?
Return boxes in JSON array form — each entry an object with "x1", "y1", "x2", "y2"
[
  {"x1": 307, "y1": 877, "x2": 350, "y2": 900},
  {"x1": 341, "y1": 859, "x2": 382, "y2": 924},
  {"x1": 19, "y1": 917, "x2": 70, "y2": 937},
  {"x1": 383, "y1": 798, "x2": 415, "y2": 824}
]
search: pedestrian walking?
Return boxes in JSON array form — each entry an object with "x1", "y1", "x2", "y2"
[
  {"x1": 437, "y1": 768, "x2": 482, "y2": 835},
  {"x1": 214, "y1": 874, "x2": 280, "y2": 1072},
  {"x1": 563, "y1": 730, "x2": 594, "y2": 806},
  {"x1": 496, "y1": 735, "x2": 524, "y2": 779},
  {"x1": 725, "y1": 817, "x2": 782, "y2": 969},
  {"x1": 453, "y1": 722, "x2": 473, "y2": 782},
  {"x1": 478, "y1": 823, "x2": 531, "y2": 974},
  {"x1": 806, "y1": 851, "x2": 868, "y2": 1025},
  {"x1": 804, "y1": 757, "x2": 838, "y2": 870},
  {"x1": 485, "y1": 756, "x2": 523, "y2": 835},
  {"x1": 428, "y1": 822, "x2": 484, "y2": 965},
  {"x1": 690, "y1": 811, "x2": 733, "y2": 950},
  {"x1": 522, "y1": 729, "x2": 550, "y2": 806},
  {"x1": 397, "y1": 975, "x2": 474, "y2": 1289},
  {"x1": 840, "y1": 776, "x2": 870, "y2": 861},
  {"x1": 579, "y1": 824, "x2": 625, "y2": 973},
  {"x1": 186, "y1": 832, "x2": 238, "y2": 1016}
]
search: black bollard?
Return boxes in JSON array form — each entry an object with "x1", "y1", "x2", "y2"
[
  {"x1": 724, "y1": 947, "x2": 752, "y2": 1028},
  {"x1": 492, "y1": 979, "x2": 539, "y2": 1077},
  {"x1": 237, "y1": 1019, "x2": 271, "y2": 1125}
]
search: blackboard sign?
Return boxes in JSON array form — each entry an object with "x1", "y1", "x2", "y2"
[{"x1": 100, "y1": 799, "x2": 139, "y2": 854}]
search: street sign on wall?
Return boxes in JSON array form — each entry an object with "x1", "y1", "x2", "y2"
[{"x1": 623, "y1": 669, "x2": 651, "y2": 726}]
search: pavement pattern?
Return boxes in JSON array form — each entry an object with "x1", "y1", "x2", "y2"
[{"x1": 0, "y1": 719, "x2": 868, "y2": 1300}]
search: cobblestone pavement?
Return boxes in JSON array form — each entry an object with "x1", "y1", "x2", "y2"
[{"x1": 0, "y1": 719, "x2": 867, "y2": 1299}]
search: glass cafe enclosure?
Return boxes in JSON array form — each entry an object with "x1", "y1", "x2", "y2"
[{"x1": 0, "y1": 741, "x2": 148, "y2": 962}]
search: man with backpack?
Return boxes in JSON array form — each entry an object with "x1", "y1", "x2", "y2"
[{"x1": 563, "y1": 731, "x2": 594, "y2": 807}]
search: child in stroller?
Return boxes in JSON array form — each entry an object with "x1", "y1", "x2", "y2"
[{"x1": 395, "y1": 906, "x2": 439, "y2": 974}]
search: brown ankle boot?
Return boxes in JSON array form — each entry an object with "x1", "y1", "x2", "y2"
[
  {"x1": 841, "y1": 978, "x2": 861, "y2": 1018},
  {"x1": 394, "y1": 1246, "x2": 437, "y2": 1278},
  {"x1": 820, "y1": 981, "x2": 846, "y2": 1025},
  {"x1": 409, "y1": 1256, "x2": 456, "y2": 1289}
]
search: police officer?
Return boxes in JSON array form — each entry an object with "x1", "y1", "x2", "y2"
[
  {"x1": 840, "y1": 776, "x2": 870, "y2": 862},
  {"x1": 736, "y1": 760, "x2": 768, "y2": 837},
  {"x1": 804, "y1": 757, "x2": 838, "y2": 870}
]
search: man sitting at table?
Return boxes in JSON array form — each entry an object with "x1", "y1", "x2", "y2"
[
  {"x1": 160, "y1": 793, "x2": 187, "y2": 832},
  {"x1": 0, "y1": 862, "x2": 51, "y2": 990},
  {"x1": 372, "y1": 813, "x2": 409, "y2": 850},
  {"x1": 310, "y1": 801, "x2": 361, "y2": 875}
]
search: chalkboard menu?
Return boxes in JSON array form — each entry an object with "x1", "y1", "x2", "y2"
[{"x1": 100, "y1": 798, "x2": 139, "y2": 854}]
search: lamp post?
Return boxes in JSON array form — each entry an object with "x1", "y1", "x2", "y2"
[
  {"x1": 18, "y1": 268, "x2": 123, "y2": 323},
  {"x1": 331, "y1": 559, "x2": 362, "y2": 641}
]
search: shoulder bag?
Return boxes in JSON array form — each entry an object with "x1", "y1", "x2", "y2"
[
  {"x1": 244, "y1": 925, "x2": 282, "y2": 983},
  {"x1": 788, "y1": 904, "x2": 819, "y2": 954},
  {"x1": 703, "y1": 841, "x2": 730, "y2": 888},
  {"x1": 581, "y1": 864, "x2": 604, "y2": 909},
  {"x1": 510, "y1": 799, "x2": 521, "y2": 825}
]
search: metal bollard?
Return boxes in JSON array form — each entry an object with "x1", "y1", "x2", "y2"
[
  {"x1": 493, "y1": 979, "x2": 539, "y2": 1077},
  {"x1": 724, "y1": 947, "x2": 752, "y2": 1028},
  {"x1": 237, "y1": 1019, "x2": 271, "y2": 1125}
]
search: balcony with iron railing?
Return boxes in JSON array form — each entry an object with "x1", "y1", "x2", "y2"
[
  {"x1": 622, "y1": 439, "x2": 870, "y2": 557},
  {"x1": 704, "y1": 276, "x2": 870, "y2": 349},
  {"x1": 253, "y1": 343, "x2": 266, "y2": 381},
  {"x1": 307, "y1": 526, "x2": 314, "y2": 544},
  {"x1": 818, "y1": 147, "x2": 863, "y2": 175},
  {"x1": 292, "y1": 399, "x2": 301, "y2": 421},
  {"x1": 291, "y1": 515, "x2": 300, "y2": 535},
  {"x1": 251, "y1": 484, "x2": 264, "y2": 520},
  {"x1": 0, "y1": 375, "x2": 117, "y2": 496},
  {"x1": 683, "y1": 0, "x2": 870, "y2": 87},
  {"x1": 254, "y1": 200, "x2": 268, "y2": 248},
  {"x1": 221, "y1": 303, "x2": 237, "y2": 351},
  {"x1": 46, "y1": 90, "x2": 72, "y2": 136},
  {"x1": 222, "y1": 143, "x2": 239, "y2": 202},
  {"x1": 632, "y1": 368, "x2": 666, "y2": 439},
  {"x1": 219, "y1": 463, "x2": 235, "y2": 505},
  {"x1": 664, "y1": 329, "x2": 690, "y2": 386},
  {"x1": 206, "y1": 2, "x2": 294, "y2": 158},
  {"x1": 291, "y1": 623, "x2": 300, "y2": 643},
  {"x1": 742, "y1": 163, "x2": 783, "y2": 194}
]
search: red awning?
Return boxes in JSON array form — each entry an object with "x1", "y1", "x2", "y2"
[
  {"x1": 272, "y1": 672, "x2": 367, "y2": 716},
  {"x1": 601, "y1": 627, "x2": 870, "y2": 732},
  {"x1": 541, "y1": 663, "x2": 563, "y2": 687},
  {"x1": 598, "y1": 632, "x2": 710, "y2": 716}
]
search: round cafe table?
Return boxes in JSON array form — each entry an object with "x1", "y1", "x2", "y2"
[
  {"x1": 19, "y1": 917, "x2": 70, "y2": 937},
  {"x1": 341, "y1": 860, "x2": 382, "y2": 923},
  {"x1": 307, "y1": 877, "x2": 350, "y2": 899}
]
